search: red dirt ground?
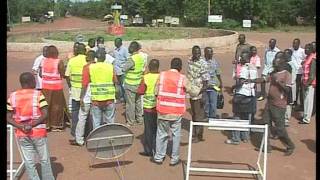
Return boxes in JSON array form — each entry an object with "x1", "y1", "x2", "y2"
[{"x1": 7, "y1": 17, "x2": 315, "y2": 180}]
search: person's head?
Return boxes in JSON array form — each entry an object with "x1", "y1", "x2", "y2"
[
  {"x1": 128, "y1": 41, "x2": 141, "y2": 54},
  {"x1": 250, "y1": 46, "x2": 257, "y2": 56},
  {"x1": 238, "y1": 34, "x2": 246, "y2": 45},
  {"x1": 46, "y1": 45, "x2": 59, "y2": 58},
  {"x1": 77, "y1": 43, "x2": 86, "y2": 55},
  {"x1": 114, "y1": 38, "x2": 123, "y2": 48},
  {"x1": 42, "y1": 46, "x2": 49, "y2": 57},
  {"x1": 292, "y1": 38, "x2": 300, "y2": 50},
  {"x1": 148, "y1": 59, "x2": 160, "y2": 73},
  {"x1": 311, "y1": 41, "x2": 316, "y2": 53},
  {"x1": 96, "y1": 36, "x2": 104, "y2": 47},
  {"x1": 95, "y1": 48, "x2": 106, "y2": 62},
  {"x1": 73, "y1": 42, "x2": 80, "y2": 56},
  {"x1": 86, "y1": 50, "x2": 96, "y2": 63},
  {"x1": 192, "y1": 45, "x2": 201, "y2": 61},
  {"x1": 19, "y1": 72, "x2": 36, "y2": 89},
  {"x1": 283, "y1": 49, "x2": 293, "y2": 62},
  {"x1": 304, "y1": 43, "x2": 313, "y2": 56},
  {"x1": 170, "y1": 58, "x2": 182, "y2": 72},
  {"x1": 88, "y1": 38, "x2": 96, "y2": 48},
  {"x1": 273, "y1": 57, "x2": 286, "y2": 72},
  {"x1": 240, "y1": 51, "x2": 251, "y2": 64},
  {"x1": 204, "y1": 47, "x2": 213, "y2": 60},
  {"x1": 269, "y1": 38, "x2": 277, "y2": 49}
]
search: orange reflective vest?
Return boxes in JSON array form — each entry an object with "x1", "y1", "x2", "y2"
[
  {"x1": 41, "y1": 58, "x2": 63, "y2": 90},
  {"x1": 302, "y1": 53, "x2": 316, "y2": 87},
  {"x1": 156, "y1": 70, "x2": 186, "y2": 116},
  {"x1": 9, "y1": 89, "x2": 47, "y2": 138}
]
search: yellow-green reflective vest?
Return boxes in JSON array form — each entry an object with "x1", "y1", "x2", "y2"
[
  {"x1": 124, "y1": 53, "x2": 144, "y2": 85},
  {"x1": 143, "y1": 73, "x2": 159, "y2": 108},
  {"x1": 89, "y1": 62, "x2": 115, "y2": 101},
  {"x1": 68, "y1": 54, "x2": 87, "y2": 88}
]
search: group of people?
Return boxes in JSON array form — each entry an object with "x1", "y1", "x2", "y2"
[
  {"x1": 226, "y1": 34, "x2": 316, "y2": 156},
  {"x1": 7, "y1": 34, "x2": 316, "y2": 179}
]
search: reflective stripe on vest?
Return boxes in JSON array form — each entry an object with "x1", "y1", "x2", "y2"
[
  {"x1": 156, "y1": 70, "x2": 186, "y2": 115},
  {"x1": 10, "y1": 89, "x2": 47, "y2": 137},
  {"x1": 68, "y1": 55, "x2": 87, "y2": 88},
  {"x1": 143, "y1": 73, "x2": 159, "y2": 108},
  {"x1": 41, "y1": 58, "x2": 63, "y2": 90},
  {"x1": 89, "y1": 62, "x2": 115, "y2": 101},
  {"x1": 303, "y1": 53, "x2": 316, "y2": 87},
  {"x1": 125, "y1": 54, "x2": 144, "y2": 85}
]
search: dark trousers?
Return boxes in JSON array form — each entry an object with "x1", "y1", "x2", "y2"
[
  {"x1": 190, "y1": 99, "x2": 207, "y2": 140},
  {"x1": 263, "y1": 103, "x2": 295, "y2": 150},
  {"x1": 143, "y1": 110, "x2": 157, "y2": 155},
  {"x1": 116, "y1": 75, "x2": 125, "y2": 102},
  {"x1": 71, "y1": 100, "x2": 80, "y2": 137},
  {"x1": 295, "y1": 74, "x2": 304, "y2": 106}
]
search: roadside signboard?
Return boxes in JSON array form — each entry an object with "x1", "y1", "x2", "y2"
[
  {"x1": 242, "y1": 20, "x2": 252, "y2": 28},
  {"x1": 171, "y1": 17, "x2": 179, "y2": 25},
  {"x1": 208, "y1": 15, "x2": 222, "y2": 22},
  {"x1": 164, "y1": 16, "x2": 172, "y2": 24}
]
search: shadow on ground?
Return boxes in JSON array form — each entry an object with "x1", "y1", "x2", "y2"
[{"x1": 301, "y1": 139, "x2": 316, "y2": 153}]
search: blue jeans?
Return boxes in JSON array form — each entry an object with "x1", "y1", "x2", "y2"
[
  {"x1": 154, "y1": 117, "x2": 181, "y2": 163},
  {"x1": 18, "y1": 137, "x2": 55, "y2": 180},
  {"x1": 71, "y1": 100, "x2": 80, "y2": 137},
  {"x1": 230, "y1": 113, "x2": 252, "y2": 142},
  {"x1": 91, "y1": 103, "x2": 115, "y2": 129},
  {"x1": 203, "y1": 90, "x2": 218, "y2": 118}
]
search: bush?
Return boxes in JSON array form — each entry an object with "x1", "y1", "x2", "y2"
[{"x1": 208, "y1": 18, "x2": 241, "y2": 29}]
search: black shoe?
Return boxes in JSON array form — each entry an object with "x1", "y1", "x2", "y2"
[
  {"x1": 139, "y1": 152, "x2": 152, "y2": 157},
  {"x1": 298, "y1": 121, "x2": 309, "y2": 124},
  {"x1": 255, "y1": 147, "x2": 271, "y2": 153},
  {"x1": 192, "y1": 138, "x2": 200, "y2": 143},
  {"x1": 284, "y1": 148, "x2": 294, "y2": 156},
  {"x1": 150, "y1": 158, "x2": 163, "y2": 165},
  {"x1": 169, "y1": 159, "x2": 181, "y2": 166},
  {"x1": 69, "y1": 140, "x2": 82, "y2": 146}
]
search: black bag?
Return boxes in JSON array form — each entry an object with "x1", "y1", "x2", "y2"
[
  {"x1": 217, "y1": 92, "x2": 224, "y2": 109},
  {"x1": 233, "y1": 94, "x2": 253, "y2": 104}
]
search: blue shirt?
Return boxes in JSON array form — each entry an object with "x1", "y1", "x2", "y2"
[
  {"x1": 113, "y1": 46, "x2": 129, "y2": 75},
  {"x1": 262, "y1": 47, "x2": 280, "y2": 76},
  {"x1": 206, "y1": 58, "x2": 222, "y2": 88}
]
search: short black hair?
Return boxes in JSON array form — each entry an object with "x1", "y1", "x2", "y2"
[
  {"x1": 19, "y1": 72, "x2": 35, "y2": 88},
  {"x1": 293, "y1": 38, "x2": 300, "y2": 43},
  {"x1": 170, "y1": 58, "x2": 182, "y2": 71},
  {"x1": 148, "y1": 59, "x2": 159, "y2": 72},
  {"x1": 128, "y1": 41, "x2": 141, "y2": 54},
  {"x1": 115, "y1": 37, "x2": 122, "y2": 42},
  {"x1": 284, "y1": 48, "x2": 293, "y2": 56},
  {"x1": 47, "y1": 45, "x2": 59, "y2": 58},
  {"x1": 239, "y1": 34, "x2": 246, "y2": 38},
  {"x1": 250, "y1": 46, "x2": 256, "y2": 50},
  {"x1": 77, "y1": 43, "x2": 86, "y2": 55},
  {"x1": 192, "y1": 45, "x2": 201, "y2": 51},
  {"x1": 86, "y1": 50, "x2": 96, "y2": 62},
  {"x1": 96, "y1": 48, "x2": 106, "y2": 62},
  {"x1": 97, "y1": 36, "x2": 104, "y2": 44}
]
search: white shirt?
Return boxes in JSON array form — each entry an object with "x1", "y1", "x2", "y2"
[
  {"x1": 237, "y1": 63, "x2": 257, "y2": 96},
  {"x1": 32, "y1": 55, "x2": 44, "y2": 89},
  {"x1": 288, "y1": 60, "x2": 298, "y2": 84},
  {"x1": 83, "y1": 85, "x2": 91, "y2": 104},
  {"x1": 290, "y1": 47, "x2": 306, "y2": 74},
  {"x1": 262, "y1": 47, "x2": 280, "y2": 76},
  {"x1": 139, "y1": 51, "x2": 148, "y2": 71},
  {"x1": 104, "y1": 54, "x2": 115, "y2": 64}
]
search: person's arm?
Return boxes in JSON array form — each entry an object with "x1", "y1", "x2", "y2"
[
  {"x1": 113, "y1": 69, "x2": 118, "y2": 84},
  {"x1": 306, "y1": 58, "x2": 316, "y2": 85},
  {"x1": 80, "y1": 65, "x2": 90, "y2": 107},
  {"x1": 58, "y1": 60, "x2": 65, "y2": 78},
  {"x1": 31, "y1": 106, "x2": 48, "y2": 128},
  {"x1": 272, "y1": 73, "x2": 290, "y2": 93},
  {"x1": 65, "y1": 61, "x2": 71, "y2": 88},
  {"x1": 7, "y1": 111, "x2": 24, "y2": 130},
  {"x1": 122, "y1": 56, "x2": 134, "y2": 73}
]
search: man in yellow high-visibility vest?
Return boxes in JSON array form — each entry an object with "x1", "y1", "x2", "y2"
[
  {"x1": 65, "y1": 43, "x2": 87, "y2": 140},
  {"x1": 122, "y1": 41, "x2": 145, "y2": 126},
  {"x1": 86, "y1": 48, "x2": 118, "y2": 129}
]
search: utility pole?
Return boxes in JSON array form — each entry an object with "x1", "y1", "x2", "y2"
[{"x1": 208, "y1": 0, "x2": 211, "y2": 16}]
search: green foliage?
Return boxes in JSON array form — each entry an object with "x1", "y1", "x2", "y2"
[{"x1": 183, "y1": 0, "x2": 207, "y2": 26}]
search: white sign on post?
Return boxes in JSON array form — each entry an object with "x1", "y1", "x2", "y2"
[
  {"x1": 242, "y1": 20, "x2": 252, "y2": 28},
  {"x1": 120, "y1": 15, "x2": 128, "y2": 20},
  {"x1": 171, "y1": 17, "x2": 180, "y2": 25},
  {"x1": 208, "y1": 15, "x2": 223, "y2": 23},
  {"x1": 164, "y1": 16, "x2": 172, "y2": 24},
  {"x1": 21, "y1": 16, "x2": 31, "y2": 23}
]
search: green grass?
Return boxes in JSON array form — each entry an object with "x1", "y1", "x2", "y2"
[
  {"x1": 223, "y1": 25, "x2": 315, "y2": 33},
  {"x1": 7, "y1": 27, "x2": 219, "y2": 42}
]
